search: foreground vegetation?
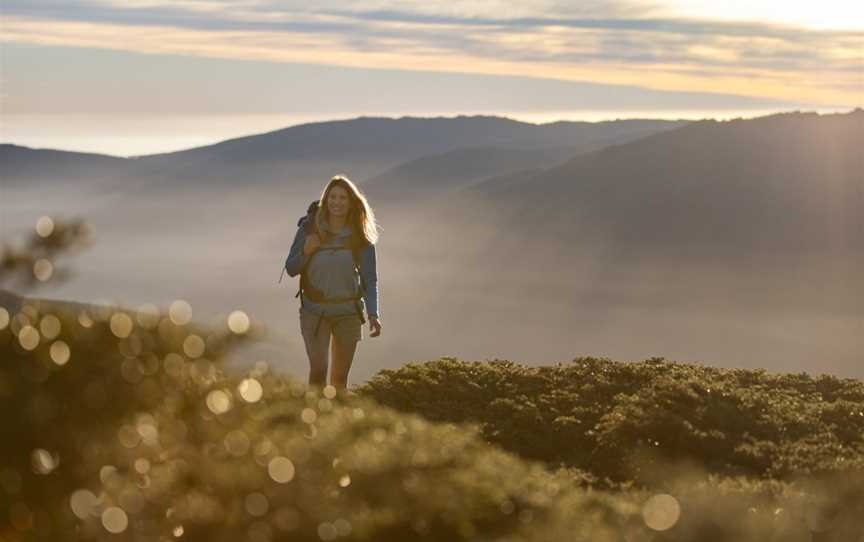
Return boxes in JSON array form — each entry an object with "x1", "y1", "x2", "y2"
[
  {"x1": 2, "y1": 292, "x2": 863, "y2": 541},
  {"x1": 358, "y1": 356, "x2": 864, "y2": 483}
]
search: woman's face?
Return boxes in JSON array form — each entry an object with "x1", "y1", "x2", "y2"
[{"x1": 327, "y1": 185, "x2": 351, "y2": 219}]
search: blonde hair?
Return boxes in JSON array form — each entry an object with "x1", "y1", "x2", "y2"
[{"x1": 316, "y1": 175, "x2": 379, "y2": 246}]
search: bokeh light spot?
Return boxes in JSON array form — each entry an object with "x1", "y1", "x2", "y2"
[
  {"x1": 318, "y1": 522, "x2": 338, "y2": 541},
  {"x1": 224, "y1": 430, "x2": 251, "y2": 457},
  {"x1": 323, "y1": 385, "x2": 337, "y2": 399},
  {"x1": 118, "y1": 425, "x2": 142, "y2": 448},
  {"x1": 101, "y1": 507, "x2": 128, "y2": 534},
  {"x1": 137, "y1": 420, "x2": 159, "y2": 446},
  {"x1": 268, "y1": 457, "x2": 295, "y2": 483},
  {"x1": 206, "y1": 390, "x2": 232, "y2": 415},
  {"x1": 339, "y1": 475, "x2": 351, "y2": 487},
  {"x1": 50, "y1": 341, "x2": 71, "y2": 366},
  {"x1": 120, "y1": 359, "x2": 143, "y2": 384},
  {"x1": 182, "y1": 335, "x2": 206, "y2": 358},
  {"x1": 134, "y1": 458, "x2": 151, "y2": 474},
  {"x1": 70, "y1": 489, "x2": 98, "y2": 519},
  {"x1": 33, "y1": 259, "x2": 53, "y2": 282},
  {"x1": 643, "y1": 493, "x2": 681, "y2": 531},
  {"x1": 138, "y1": 353, "x2": 160, "y2": 376},
  {"x1": 78, "y1": 311, "x2": 94, "y2": 328},
  {"x1": 136, "y1": 304, "x2": 161, "y2": 329},
  {"x1": 36, "y1": 216, "x2": 54, "y2": 238},
  {"x1": 238, "y1": 378, "x2": 263, "y2": 403},
  {"x1": 0, "y1": 307, "x2": 9, "y2": 330},
  {"x1": 110, "y1": 313, "x2": 134, "y2": 339},
  {"x1": 301, "y1": 408, "x2": 317, "y2": 424},
  {"x1": 100, "y1": 465, "x2": 122, "y2": 488},
  {"x1": 39, "y1": 315, "x2": 61, "y2": 339},
  {"x1": 31, "y1": 449, "x2": 59, "y2": 475},
  {"x1": 169, "y1": 300, "x2": 192, "y2": 326},
  {"x1": 228, "y1": 310, "x2": 250, "y2": 334},
  {"x1": 18, "y1": 325, "x2": 41, "y2": 351},
  {"x1": 164, "y1": 353, "x2": 185, "y2": 378},
  {"x1": 245, "y1": 492, "x2": 269, "y2": 517}
]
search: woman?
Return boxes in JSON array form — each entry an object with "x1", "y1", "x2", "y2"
[{"x1": 284, "y1": 175, "x2": 382, "y2": 391}]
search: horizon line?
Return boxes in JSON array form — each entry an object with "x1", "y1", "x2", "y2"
[{"x1": 3, "y1": 107, "x2": 859, "y2": 159}]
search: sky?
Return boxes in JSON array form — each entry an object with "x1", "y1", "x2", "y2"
[{"x1": 1, "y1": 0, "x2": 862, "y2": 156}]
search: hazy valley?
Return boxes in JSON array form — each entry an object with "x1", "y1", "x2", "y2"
[{"x1": 2, "y1": 111, "x2": 861, "y2": 380}]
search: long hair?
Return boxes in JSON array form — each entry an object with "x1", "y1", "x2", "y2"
[{"x1": 316, "y1": 175, "x2": 379, "y2": 246}]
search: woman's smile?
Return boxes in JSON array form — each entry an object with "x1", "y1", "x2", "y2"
[{"x1": 327, "y1": 186, "x2": 351, "y2": 216}]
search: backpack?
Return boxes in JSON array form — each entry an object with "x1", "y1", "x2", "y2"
[{"x1": 281, "y1": 200, "x2": 368, "y2": 325}]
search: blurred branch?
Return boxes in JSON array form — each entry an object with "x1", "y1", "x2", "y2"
[{"x1": 0, "y1": 217, "x2": 91, "y2": 292}]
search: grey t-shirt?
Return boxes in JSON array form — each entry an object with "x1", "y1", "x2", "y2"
[
  {"x1": 284, "y1": 217, "x2": 380, "y2": 319},
  {"x1": 302, "y1": 223, "x2": 362, "y2": 316}
]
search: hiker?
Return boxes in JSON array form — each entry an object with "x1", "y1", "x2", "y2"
[{"x1": 284, "y1": 175, "x2": 381, "y2": 391}]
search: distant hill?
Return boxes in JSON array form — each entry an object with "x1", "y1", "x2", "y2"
[
  {"x1": 361, "y1": 146, "x2": 580, "y2": 205},
  {"x1": 1, "y1": 116, "x2": 686, "y2": 189},
  {"x1": 133, "y1": 115, "x2": 685, "y2": 164},
  {"x1": 0, "y1": 144, "x2": 130, "y2": 182},
  {"x1": 446, "y1": 110, "x2": 864, "y2": 262},
  {"x1": 361, "y1": 117, "x2": 690, "y2": 206}
]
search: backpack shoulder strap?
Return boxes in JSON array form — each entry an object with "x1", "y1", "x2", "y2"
[
  {"x1": 350, "y1": 233, "x2": 369, "y2": 294},
  {"x1": 292, "y1": 200, "x2": 321, "y2": 297}
]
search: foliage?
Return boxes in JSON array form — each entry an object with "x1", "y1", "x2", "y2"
[
  {"x1": 357, "y1": 356, "x2": 864, "y2": 482},
  {"x1": 0, "y1": 217, "x2": 91, "y2": 291},
  {"x1": 357, "y1": 357, "x2": 864, "y2": 539},
  {"x1": 2, "y1": 299, "x2": 863, "y2": 540},
  {"x1": 0, "y1": 294, "x2": 641, "y2": 542}
]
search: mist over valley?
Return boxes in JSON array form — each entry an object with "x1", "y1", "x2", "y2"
[{"x1": 3, "y1": 111, "x2": 861, "y2": 380}]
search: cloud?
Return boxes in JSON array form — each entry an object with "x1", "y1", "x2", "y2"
[{"x1": 2, "y1": 0, "x2": 861, "y2": 106}]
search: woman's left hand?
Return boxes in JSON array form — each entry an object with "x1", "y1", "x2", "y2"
[{"x1": 369, "y1": 317, "x2": 382, "y2": 337}]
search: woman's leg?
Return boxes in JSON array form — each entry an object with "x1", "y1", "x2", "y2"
[
  {"x1": 300, "y1": 310, "x2": 331, "y2": 388},
  {"x1": 329, "y1": 337, "x2": 358, "y2": 390},
  {"x1": 329, "y1": 315, "x2": 362, "y2": 390}
]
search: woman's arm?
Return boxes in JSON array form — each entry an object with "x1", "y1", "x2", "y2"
[
  {"x1": 359, "y1": 243, "x2": 379, "y2": 319},
  {"x1": 284, "y1": 225, "x2": 307, "y2": 277}
]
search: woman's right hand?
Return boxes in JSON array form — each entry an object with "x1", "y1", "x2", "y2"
[{"x1": 303, "y1": 233, "x2": 321, "y2": 256}]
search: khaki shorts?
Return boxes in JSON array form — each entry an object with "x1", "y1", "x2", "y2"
[{"x1": 299, "y1": 308, "x2": 362, "y2": 346}]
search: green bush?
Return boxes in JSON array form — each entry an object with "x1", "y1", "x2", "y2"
[
  {"x1": 3, "y1": 296, "x2": 862, "y2": 541},
  {"x1": 357, "y1": 357, "x2": 864, "y2": 482}
]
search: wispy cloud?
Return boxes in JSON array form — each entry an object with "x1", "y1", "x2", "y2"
[{"x1": 2, "y1": 0, "x2": 861, "y2": 106}]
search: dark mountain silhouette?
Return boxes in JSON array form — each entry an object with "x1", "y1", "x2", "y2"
[
  {"x1": 449, "y1": 110, "x2": 863, "y2": 262},
  {"x1": 125, "y1": 115, "x2": 685, "y2": 189},
  {"x1": 0, "y1": 144, "x2": 129, "y2": 183},
  {"x1": 133, "y1": 115, "x2": 685, "y2": 164},
  {"x1": 361, "y1": 116, "x2": 687, "y2": 205},
  {"x1": 1, "y1": 116, "x2": 686, "y2": 190},
  {"x1": 361, "y1": 146, "x2": 579, "y2": 204}
]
